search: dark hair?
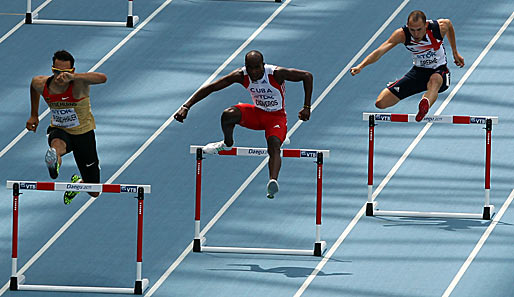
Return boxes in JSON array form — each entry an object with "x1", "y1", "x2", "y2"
[
  {"x1": 52, "y1": 50, "x2": 75, "y2": 68},
  {"x1": 407, "y1": 10, "x2": 426, "y2": 25}
]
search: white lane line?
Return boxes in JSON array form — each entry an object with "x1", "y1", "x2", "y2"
[
  {"x1": 0, "y1": 0, "x2": 177, "y2": 160},
  {"x1": 293, "y1": 9, "x2": 514, "y2": 297},
  {"x1": 0, "y1": 0, "x2": 177, "y2": 295},
  {"x1": 147, "y1": 1, "x2": 413, "y2": 295},
  {"x1": 0, "y1": 0, "x2": 53, "y2": 45},
  {"x1": 440, "y1": 14, "x2": 514, "y2": 296},
  {"x1": 144, "y1": 1, "x2": 296, "y2": 295},
  {"x1": 441, "y1": 189, "x2": 514, "y2": 297},
  {"x1": 0, "y1": 0, "x2": 54, "y2": 159}
]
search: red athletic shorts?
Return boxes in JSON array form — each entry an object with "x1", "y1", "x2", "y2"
[{"x1": 234, "y1": 103, "x2": 287, "y2": 143}]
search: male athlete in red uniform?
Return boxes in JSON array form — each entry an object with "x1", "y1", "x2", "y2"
[
  {"x1": 174, "y1": 50, "x2": 313, "y2": 199},
  {"x1": 351, "y1": 10, "x2": 465, "y2": 121}
]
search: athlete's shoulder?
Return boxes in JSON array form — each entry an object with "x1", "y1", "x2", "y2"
[
  {"x1": 227, "y1": 67, "x2": 245, "y2": 84},
  {"x1": 390, "y1": 27, "x2": 406, "y2": 44},
  {"x1": 431, "y1": 19, "x2": 447, "y2": 39},
  {"x1": 31, "y1": 75, "x2": 49, "y2": 91}
]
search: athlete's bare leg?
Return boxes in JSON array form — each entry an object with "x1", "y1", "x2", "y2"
[
  {"x1": 50, "y1": 138, "x2": 66, "y2": 166},
  {"x1": 267, "y1": 136, "x2": 281, "y2": 180},
  {"x1": 422, "y1": 73, "x2": 443, "y2": 107},
  {"x1": 375, "y1": 88, "x2": 400, "y2": 109},
  {"x1": 220, "y1": 106, "x2": 242, "y2": 147}
]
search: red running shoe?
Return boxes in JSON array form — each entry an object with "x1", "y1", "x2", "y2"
[{"x1": 415, "y1": 98, "x2": 430, "y2": 122}]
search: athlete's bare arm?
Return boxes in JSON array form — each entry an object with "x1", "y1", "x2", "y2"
[
  {"x1": 174, "y1": 69, "x2": 244, "y2": 123},
  {"x1": 273, "y1": 67, "x2": 313, "y2": 121},
  {"x1": 26, "y1": 76, "x2": 48, "y2": 132},
  {"x1": 350, "y1": 28, "x2": 405, "y2": 76},
  {"x1": 438, "y1": 19, "x2": 464, "y2": 68},
  {"x1": 55, "y1": 72, "x2": 107, "y2": 85}
]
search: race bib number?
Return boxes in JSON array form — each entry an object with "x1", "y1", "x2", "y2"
[{"x1": 51, "y1": 108, "x2": 80, "y2": 128}]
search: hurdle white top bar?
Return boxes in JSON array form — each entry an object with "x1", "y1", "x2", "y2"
[
  {"x1": 190, "y1": 145, "x2": 330, "y2": 158},
  {"x1": 363, "y1": 113, "x2": 498, "y2": 125},
  {"x1": 6, "y1": 181, "x2": 151, "y2": 193}
]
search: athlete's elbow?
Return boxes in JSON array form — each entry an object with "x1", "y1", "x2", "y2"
[{"x1": 303, "y1": 71, "x2": 313, "y2": 83}]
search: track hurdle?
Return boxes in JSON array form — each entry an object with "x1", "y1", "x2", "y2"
[
  {"x1": 25, "y1": 0, "x2": 139, "y2": 27},
  {"x1": 7, "y1": 180, "x2": 151, "y2": 295},
  {"x1": 364, "y1": 112, "x2": 498, "y2": 220},
  {"x1": 190, "y1": 145, "x2": 329, "y2": 256}
]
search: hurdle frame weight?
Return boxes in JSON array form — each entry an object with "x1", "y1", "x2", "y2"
[
  {"x1": 25, "y1": 0, "x2": 139, "y2": 27},
  {"x1": 190, "y1": 145, "x2": 328, "y2": 257},
  {"x1": 7, "y1": 181, "x2": 151, "y2": 295},
  {"x1": 364, "y1": 113, "x2": 496, "y2": 220}
]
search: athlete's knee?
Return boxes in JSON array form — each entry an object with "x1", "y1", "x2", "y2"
[
  {"x1": 375, "y1": 99, "x2": 389, "y2": 109},
  {"x1": 50, "y1": 138, "x2": 67, "y2": 155},
  {"x1": 221, "y1": 107, "x2": 241, "y2": 123},
  {"x1": 427, "y1": 74, "x2": 443, "y2": 89},
  {"x1": 267, "y1": 136, "x2": 281, "y2": 155}
]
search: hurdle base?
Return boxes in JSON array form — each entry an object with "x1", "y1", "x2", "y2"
[
  {"x1": 193, "y1": 237, "x2": 206, "y2": 252},
  {"x1": 314, "y1": 241, "x2": 327, "y2": 256},
  {"x1": 127, "y1": 16, "x2": 140, "y2": 28},
  {"x1": 366, "y1": 202, "x2": 377, "y2": 216},
  {"x1": 373, "y1": 209, "x2": 485, "y2": 220},
  {"x1": 15, "y1": 279, "x2": 149, "y2": 294},
  {"x1": 483, "y1": 205, "x2": 494, "y2": 220},
  {"x1": 200, "y1": 245, "x2": 322, "y2": 256},
  {"x1": 10, "y1": 275, "x2": 25, "y2": 290},
  {"x1": 134, "y1": 278, "x2": 150, "y2": 295}
]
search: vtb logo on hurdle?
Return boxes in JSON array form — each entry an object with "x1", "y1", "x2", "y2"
[{"x1": 20, "y1": 182, "x2": 36, "y2": 190}]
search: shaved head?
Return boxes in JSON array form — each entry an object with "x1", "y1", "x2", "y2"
[
  {"x1": 407, "y1": 10, "x2": 426, "y2": 25},
  {"x1": 245, "y1": 50, "x2": 265, "y2": 81},
  {"x1": 245, "y1": 50, "x2": 264, "y2": 65}
]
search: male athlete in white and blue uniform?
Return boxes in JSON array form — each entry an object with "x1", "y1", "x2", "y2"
[
  {"x1": 174, "y1": 50, "x2": 313, "y2": 199},
  {"x1": 350, "y1": 10, "x2": 465, "y2": 121}
]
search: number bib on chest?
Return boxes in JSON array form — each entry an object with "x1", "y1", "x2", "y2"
[{"x1": 51, "y1": 108, "x2": 80, "y2": 128}]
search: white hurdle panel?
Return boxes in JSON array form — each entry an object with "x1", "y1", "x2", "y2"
[
  {"x1": 190, "y1": 145, "x2": 329, "y2": 256},
  {"x1": 25, "y1": 0, "x2": 139, "y2": 27},
  {"x1": 364, "y1": 112, "x2": 497, "y2": 220},
  {"x1": 7, "y1": 181, "x2": 151, "y2": 295}
]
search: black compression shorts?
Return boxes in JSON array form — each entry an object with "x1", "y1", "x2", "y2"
[
  {"x1": 47, "y1": 126, "x2": 100, "y2": 183},
  {"x1": 387, "y1": 65, "x2": 450, "y2": 100}
]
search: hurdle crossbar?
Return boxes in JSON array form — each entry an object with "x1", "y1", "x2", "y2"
[
  {"x1": 189, "y1": 145, "x2": 330, "y2": 159},
  {"x1": 25, "y1": 0, "x2": 139, "y2": 27},
  {"x1": 8, "y1": 181, "x2": 151, "y2": 295},
  {"x1": 190, "y1": 145, "x2": 328, "y2": 256},
  {"x1": 364, "y1": 113, "x2": 496, "y2": 220},
  {"x1": 363, "y1": 112, "x2": 499, "y2": 125}
]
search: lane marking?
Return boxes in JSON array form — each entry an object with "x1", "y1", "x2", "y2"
[
  {"x1": 0, "y1": 0, "x2": 178, "y2": 295},
  {"x1": 294, "y1": 11, "x2": 514, "y2": 297},
  {"x1": 0, "y1": 0, "x2": 53, "y2": 45},
  {"x1": 442, "y1": 189, "x2": 514, "y2": 297}
]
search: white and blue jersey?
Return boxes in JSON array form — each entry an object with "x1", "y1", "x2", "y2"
[{"x1": 402, "y1": 19, "x2": 447, "y2": 69}]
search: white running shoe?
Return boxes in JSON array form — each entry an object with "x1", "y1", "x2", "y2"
[
  {"x1": 267, "y1": 179, "x2": 279, "y2": 199},
  {"x1": 45, "y1": 147, "x2": 59, "y2": 179},
  {"x1": 202, "y1": 140, "x2": 231, "y2": 154}
]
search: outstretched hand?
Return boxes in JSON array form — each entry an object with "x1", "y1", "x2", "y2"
[
  {"x1": 453, "y1": 52, "x2": 465, "y2": 68},
  {"x1": 350, "y1": 66, "x2": 361, "y2": 76},
  {"x1": 173, "y1": 106, "x2": 189, "y2": 123},
  {"x1": 298, "y1": 107, "x2": 310, "y2": 121},
  {"x1": 26, "y1": 116, "x2": 39, "y2": 133}
]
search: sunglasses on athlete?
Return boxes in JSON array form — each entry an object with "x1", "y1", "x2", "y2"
[{"x1": 51, "y1": 67, "x2": 75, "y2": 75}]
